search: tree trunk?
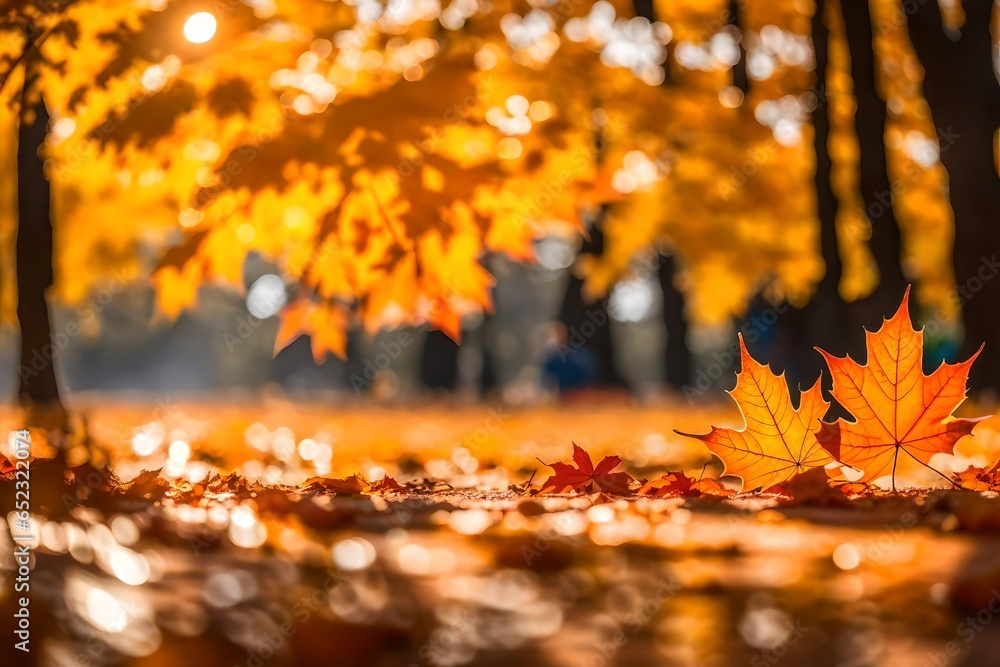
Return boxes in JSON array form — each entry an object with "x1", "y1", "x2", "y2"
[
  {"x1": 841, "y1": 0, "x2": 908, "y2": 333},
  {"x1": 419, "y1": 330, "x2": 460, "y2": 391},
  {"x1": 631, "y1": 0, "x2": 674, "y2": 85},
  {"x1": 908, "y1": 0, "x2": 1000, "y2": 393},
  {"x1": 16, "y1": 59, "x2": 66, "y2": 420},
  {"x1": 727, "y1": 0, "x2": 748, "y2": 95},
  {"x1": 786, "y1": 0, "x2": 849, "y2": 389},
  {"x1": 558, "y1": 217, "x2": 626, "y2": 388},
  {"x1": 631, "y1": 0, "x2": 693, "y2": 390},
  {"x1": 658, "y1": 254, "x2": 690, "y2": 389}
]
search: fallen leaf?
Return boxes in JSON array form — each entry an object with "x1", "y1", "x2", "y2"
[
  {"x1": 368, "y1": 476, "x2": 403, "y2": 493},
  {"x1": 694, "y1": 477, "x2": 736, "y2": 496},
  {"x1": 766, "y1": 467, "x2": 851, "y2": 506},
  {"x1": 637, "y1": 471, "x2": 734, "y2": 497},
  {"x1": 816, "y1": 287, "x2": 987, "y2": 487},
  {"x1": 956, "y1": 462, "x2": 1000, "y2": 492},
  {"x1": 302, "y1": 474, "x2": 369, "y2": 495},
  {"x1": 676, "y1": 334, "x2": 833, "y2": 491},
  {"x1": 539, "y1": 443, "x2": 633, "y2": 494},
  {"x1": 639, "y1": 472, "x2": 697, "y2": 497}
]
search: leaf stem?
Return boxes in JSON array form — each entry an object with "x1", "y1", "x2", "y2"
[{"x1": 897, "y1": 445, "x2": 960, "y2": 489}]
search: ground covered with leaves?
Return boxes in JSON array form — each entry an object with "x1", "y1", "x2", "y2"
[{"x1": 2, "y1": 398, "x2": 1000, "y2": 667}]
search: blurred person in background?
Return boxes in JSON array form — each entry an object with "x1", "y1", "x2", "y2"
[{"x1": 541, "y1": 322, "x2": 598, "y2": 396}]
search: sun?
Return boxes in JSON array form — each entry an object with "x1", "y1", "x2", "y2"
[{"x1": 183, "y1": 12, "x2": 217, "y2": 44}]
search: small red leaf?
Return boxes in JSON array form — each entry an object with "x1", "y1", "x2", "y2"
[{"x1": 539, "y1": 443, "x2": 634, "y2": 495}]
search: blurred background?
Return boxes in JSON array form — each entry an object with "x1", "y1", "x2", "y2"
[{"x1": 0, "y1": 0, "x2": 997, "y2": 414}]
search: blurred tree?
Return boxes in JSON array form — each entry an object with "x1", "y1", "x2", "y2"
[
  {"x1": 558, "y1": 210, "x2": 625, "y2": 389},
  {"x1": 14, "y1": 36, "x2": 65, "y2": 420},
  {"x1": 840, "y1": 0, "x2": 907, "y2": 331},
  {"x1": 631, "y1": 0, "x2": 692, "y2": 390},
  {"x1": 0, "y1": 0, "x2": 989, "y2": 406},
  {"x1": 784, "y1": 0, "x2": 847, "y2": 388},
  {"x1": 907, "y1": 0, "x2": 1000, "y2": 392}
]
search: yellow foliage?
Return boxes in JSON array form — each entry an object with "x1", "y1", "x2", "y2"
[{"x1": 0, "y1": 0, "x2": 963, "y2": 350}]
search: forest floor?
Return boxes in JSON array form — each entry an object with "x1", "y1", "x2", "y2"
[{"x1": 3, "y1": 399, "x2": 1000, "y2": 667}]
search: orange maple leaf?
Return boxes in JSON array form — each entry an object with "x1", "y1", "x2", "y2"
[
  {"x1": 539, "y1": 443, "x2": 633, "y2": 494},
  {"x1": 676, "y1": 334, "x2": 833, "y2": 492},
  {"x1": 816, "y1": 287, "x2": 986, "y2": 488},
  {"x1": 273, "y1": 299, "x2": 348, "y2": 362},
  {"x1": 955, "y1": 464, "x2": 1000, "y2": 492}
]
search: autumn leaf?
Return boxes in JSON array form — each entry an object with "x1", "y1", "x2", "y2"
[
  {"x1": 368, "y1": 476, "x2": 403, "y2": 494},
  {"x1": 638, "y1": 471, "x2": 734, "y2": 498},
  {"x1": 273, "y1": 299, "x2": 349, "y2": 362},
  {"x1": 816, "y1": 287, "x2": 987, "y2": 487},
  {"x1": 0, "y1": 456, "x2": 14, "y2": 475},
  {"x1": 676, "y1": 334, "x2": 833, "y2": 491},
  {"x1": 301, "y1": 473, "x2": 403, "y2": 495},
  {"x1": 765, "y1": 467, "x2": 851, "y2": 506},
  {"x1": 539, "y1": 443, "x2": 633, "y2": 494},
  {"x1": 302, "y1": 474, "x2": 368, "y2": 495},
  {"x1": 955, "y1": 462, "x2": 1000, "y2": 492},
  {"x1": 639, "y1": 471, "x2": 696, "y2": 497}
]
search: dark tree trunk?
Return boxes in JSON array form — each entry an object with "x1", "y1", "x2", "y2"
[
  {"x1": 631, "y1": 0, "x2": 675, "y2": 85},
  {"x1": 908, "y1": 0, "x2": 1000, "y2": 392},
  {"x1": 841, "y1": 0, "x2": 908, "y2": 332},
  {"x1": 16, "y1": 60, "x2": 65, "y2": 418},
  {"x1": 727, "y1": 0, "x2": 748, "y2": 95},
  {"x1": 419, "y1": 330, "x2": 460, "y2": 391},
  {"x1": 785, "y1": 0, "x2": 849, "y2": 389},
  {"x1": 631, "y1": 0, "x2": 694, "y2": 390},
  {"x1": 558, "y1": 217, "x2": 625, "y2": 388},
  {"x1": 658, "y1": 254, "x2": 690, "y2": 389}
]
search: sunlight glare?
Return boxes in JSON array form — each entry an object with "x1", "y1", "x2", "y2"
[{"x1": 184, "y1": 12, "x2": 217, "y2": 44}]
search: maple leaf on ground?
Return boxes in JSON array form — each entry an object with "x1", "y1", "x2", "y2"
[
  {"x1": 301, "y1": 474, "x2": 404, "y2": 495},
  {"x1": 816, "y1": 287, "x2": 987, "y2": 489},
  {"x1": 765, "y1": 467, "x2": 851, "y2": 506},
  {"x1": 638, "y1": 472, "x2": 734, "y2": 498},
  {"x1": 302, "y1": 474, "x2": 369, "y2": 495},
  {"x1": 539, "y1": 443, "x2": 634, "y2": 494},
  {"x1": 676, "y1": 334, "x2": 833, "y2": 492},
  {"x1": 368, "y1": 476, "x2": 403, "y2": 494},
  {"x1": 955, "y1": 462, "x2": 1000, "y2": 492},
  {"x1": 639, "y1": 472, "x2": 696, "y2": 497}
]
